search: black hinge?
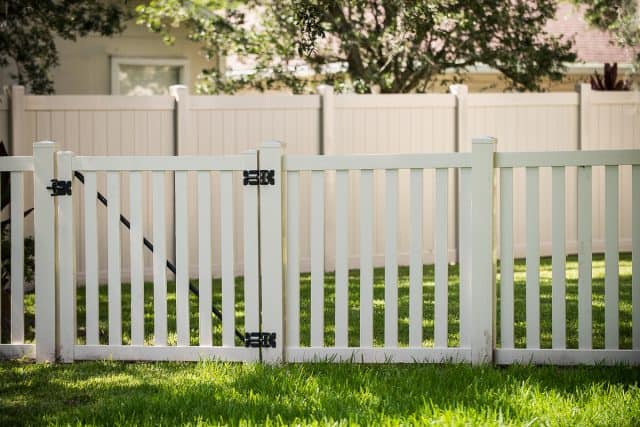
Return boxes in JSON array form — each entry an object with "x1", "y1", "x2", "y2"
[
  {"x1": 244, "y1": 332, "x2": 276, "y2": 348},
  {"x1": 243, "y1": 169, "x2": 275, "y2": 186},
  {"x1": 46, "y1": 179, "x2": 72, "y2": 196}
]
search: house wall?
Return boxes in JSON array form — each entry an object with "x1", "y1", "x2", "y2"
[{"x1": 3, "y1": 85, "x2": 638, "y2": 282}]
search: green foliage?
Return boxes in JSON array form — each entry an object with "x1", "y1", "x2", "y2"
[
  {"x1": 137, "y1": 0, "x2": 576, "y2": 94},
  {"x1": 0, "y1": 0, "x2": 127, "y2": 94}
]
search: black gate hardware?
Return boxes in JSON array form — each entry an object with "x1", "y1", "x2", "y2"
[
  {"x1": 243, "y1": 169, "x2": 275, "y2": 186},
  {"x1": 47, "y1": 179, "x2": 72, "y2": 196},
  {"x1": 244, "y1": 332, "x2": 277, "y2": 348}
]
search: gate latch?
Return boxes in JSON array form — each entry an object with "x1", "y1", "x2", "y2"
[
  {"x1": 46, "y1": 179, "x2": 72, "y2": 196},
  {"x1": 243, "y1": 169, "x2": 275, "y2": 186},
  {"x1": 244, "y1": 332, "x2": 276, "y2": 348}
]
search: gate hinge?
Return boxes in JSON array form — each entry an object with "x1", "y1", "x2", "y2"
[
  {"x1": 244, "y1": 332, "x2": 276, "y2": 348},
  {"x1": 46, "y1": 179, "x2": 72, "y2": 196},
  {"x1": 243, "y1": 169, "x2": 275, "y2": 186}
]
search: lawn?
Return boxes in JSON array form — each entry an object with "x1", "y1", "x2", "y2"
[{"x1": 0, "y1": 254, "x2": 637, "y2": 425}]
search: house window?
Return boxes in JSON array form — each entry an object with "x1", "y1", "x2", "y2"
[{"x1": 111, "y1": 57, "x2": 189, "y2": 95}]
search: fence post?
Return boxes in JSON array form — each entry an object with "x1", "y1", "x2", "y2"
[
  {"x1": 33, "y1": 141, "x2": 56, "y2": 362},
  {"x1": 56, "y1": 151, "x2": 75, "y2": 362},
  {"x1": 577, "y1": 83, "x2": 591, "y2": 151},
  {"x1": 471, "y1": 137, "x2": 496, "y2": 365},
  {"x1": 258, "y1": 140, "x2": 285, "y2": 363},
  {"x1": 450, "y1": 84, "x2": 468, "y2": 265},
  {"x1": 10, "y1": 86, "x2": 25, "y2": 155},
  {"x1": 170, "y1": 85, "x2": 189, "y2": 155},
  {"x1": 317, "y1": 85, "x2": 334, "y2": 155}
]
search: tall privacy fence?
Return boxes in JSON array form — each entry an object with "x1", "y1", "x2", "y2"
[
  {"x1": 0, "y1": 139, "x2": 638, "y2": 365},
  {"x1": 1, "y1": 85, "x2": 638, "y2": 281}
]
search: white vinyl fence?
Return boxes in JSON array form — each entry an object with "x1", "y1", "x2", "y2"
[
  {"x1": 0, "y1": 138, "x2": 638, "y2": 365},
  {"x1": 2, "y1": 86, "x2": 638, "y2": 282}
]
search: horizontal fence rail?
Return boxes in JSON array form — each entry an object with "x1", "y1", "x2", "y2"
[{"x1": 0, "y1": 139, "x2": 638, "y2": 366}]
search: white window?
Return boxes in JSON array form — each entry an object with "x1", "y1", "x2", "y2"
[{"x1": 111, "y1": 57, "x2": 189, "y2": 95}]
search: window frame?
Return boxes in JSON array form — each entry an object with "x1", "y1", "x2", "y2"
[{"x1": 110, "y1": 57, "x2": 190, "y2": 95}]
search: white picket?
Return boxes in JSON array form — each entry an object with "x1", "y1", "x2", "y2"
[
  {"x1": 409, "y1": 169, "x2": 423, "y2": 347},
  {"x1": 175, "y1": 171, "x2": 189, "y2": 346},
  {"x1": 604, "y1": 165, "x2": 619, "y2": 349},
  {"x1": 633, "y1": 165, "x2": 640, "y2": 350},
  {"x1": 551, "y1": 166, "x2": 566, "y2": 349},
  {"x1": 384, "y1": 169, "x2": 398, "y2": 348},
  {"x1": 360, "y1": 170, "x2": 374, "y2": 348},
  {"x1": 500, "y1": 167, "x2": 514, "y2": 349},
  {"x1": 129, "y1": 171, "x2": 144, "y2": 346},
  {"x1": 526, "y1": 167, "x2": 540, "y2": 349},
  {"x1": 310, "y1": 170, "x2": 325, "y2": 347},
  {"x1": 220, "y1": 171, "x2": 235, "y2": 347},
  {"x1": 286, "y1": 171, "x2": 300, "y2": 347},
  {"x1": 107, "y1": 172, "x2": 122, "y2": 345},
  {"x1": 243, "y1": 153, "x2": 259, "y2": 339},
  {"x1": 152, "y1": 172, "x2": 168, "y2": 346},
  {"x1": 578, "y1": 166, "x2": 592, "y2": 349},
  {"x1": 458, "y1": 168, "x2": 472, "y2": 348},
  {"x1": 83, "y1": 172, "x2": 99, "y2": 345},
  {"x1": 335, "y1": 170, "x2": 349, "y2": 347},
  {"x1": 10, "y1": 172, "x2": 24, "y2": 343},
  {"x1": 198, "y1": 171, "x2": 212, "y2": 346},
  {"x1": 434, "y1": 168, "x2": 448, "y2": 348}
]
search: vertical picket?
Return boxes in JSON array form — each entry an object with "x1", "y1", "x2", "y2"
[
  {"x1": 434, "y1": 168, "x2": 448, "y2": 348},
  {"x1": 84, "y1": 172, "x2": 99, "y2": 345},
  {"x1": 458, "y1": 168, "x2": 472, "y2": 348},
  {"x1": 526, "y1": 167, "x2": 540, "y2": 349},
  {"x1": 578, "y1": 165, "x2": 592, "y2": 349},
  {"x1": 633, "y1": 165, "x2": 640, "y2": 350},
  {"x1": 243, "y1": 151, "x2": 259, "y2": 341},
  {"x1": 385, "y1": 169, "x2": 398, "y2": 348},
  {"x1": 33, "y1": 141, "x2": 56, "y2": 362},
  {"x1": 286, "y1": 171, "x2": 300, "y2": 347},
  {"x1": 500, "y1": 167, "x2": 514, "y2": 349},
  {"x1": 175, "y1": 171, "x2": 189, "y2": 346},
  {"x1": 10, "y1": 172, "x2": 24, "y2": 343},
  {"x1": 198, "y1": 171, "x2": 212, "y2": 346},
  {"x1": 310, "y1": 170, "x2": 325, "y2": 347},
  {"x1": 57, "y1": 152, "x2": 75, "y2": 362},
  {"x1": 129, "y1": 171, "x2": 144, "y2": 346},
  {"x1": 409, "y1": 169, "x2": 423, "y2": 347},
  {"x1": 107, "y1": 172, "x2": 122, "y2": 346},
  {"x1": 360, "y1": 170, "x2": 374, "y2": 347},
  {"x1": 552, "y1": 166, "x2": 566, "y2": 349},
  {"x1": 152, "y1": 172, "x2": 167, "y2": 346},
  {"x1": 335, "y1": 170, "x2": 349, "y2": 347},
  {"x1": 604, "y1": 165, "x2": 619, "y2": 349},
  {"x1": 220, "y1": 171, "x2": 235, "y2": 347}
]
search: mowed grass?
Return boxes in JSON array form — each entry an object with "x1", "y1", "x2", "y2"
[
  {"x1": 1, "y1": 360, "x2": 639, "y2": 426},
  {"x1": 64, "y1": 253, "x2": 633, "y2": 349},
  {"x1": 1, "y1": 253, "x2": 638, "y2": 426}
]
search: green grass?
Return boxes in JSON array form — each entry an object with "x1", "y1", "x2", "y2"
[
  {"x1": 1, "y1": 253, "x2": 638, "y2": 425},
  {"x1": 63, "y1": 253, "x2": 631, "y2": 349},
  {"x1": 1, "y1": 361, "x2": 639, "y2": 426}
]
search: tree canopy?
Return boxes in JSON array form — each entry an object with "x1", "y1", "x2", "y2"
[
  {"x1": 0, "y1": 0, "x2": 127, "y2": 94},
  {"x1": 138, "y1": 0, "x2": 576, "y2": 93}
]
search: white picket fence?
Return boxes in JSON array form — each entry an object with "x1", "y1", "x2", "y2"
[{"x1": 0, "y1": 139, "x2": 638, "y2": 365}]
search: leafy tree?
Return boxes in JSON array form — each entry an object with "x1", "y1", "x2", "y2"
[
  {"x1": 138, "y1": 0, "x2": 576, "y2": 93},
  {"x1": 0, "y1": 0, "x2": 127, "y2": 94}
]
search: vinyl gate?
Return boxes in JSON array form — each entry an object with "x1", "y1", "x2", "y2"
[{"x1": 1, "y1": 139, "x2": 639, "y2": 365}]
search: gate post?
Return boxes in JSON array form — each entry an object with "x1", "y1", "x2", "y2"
[
  {"x1": 471, "y1": 137, "x2": 497, "y2": 365},
  {"x1": 33, "y1": 141, "x2": 56, "y2": 362},
  {"x1": 56, "y1": 151, "x2": 75, "y2": 362},
  {"x1": 258, "y1": 141, "x2": 285, "y2": 363}
]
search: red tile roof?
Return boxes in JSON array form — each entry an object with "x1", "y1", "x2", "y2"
[{"x1": 546, "y1": 3, "x2": 635, "y2": 63}]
